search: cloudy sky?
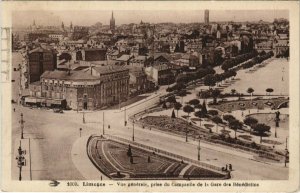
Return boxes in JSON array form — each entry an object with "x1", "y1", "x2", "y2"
[{"x1": 13, "y1": 10, "x2": 289, "y2": 27}]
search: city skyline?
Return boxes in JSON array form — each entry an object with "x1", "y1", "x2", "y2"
[{"x1": 13, "y1": 10, "x2": 289, "y2": 28}]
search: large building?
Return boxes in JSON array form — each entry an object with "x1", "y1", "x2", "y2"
[
  {"x1": 26, "y1": 65, "x2": 130, "y2": 110},
  {"x1": 204, "y1": 10, "x2": 209, "y2": 25},
  {"x1": 110, "y1": 11, "x2": 115, "y2": 32},
  {"x1": 22, "y1": 47, "x2": 57, "y2": 88}
]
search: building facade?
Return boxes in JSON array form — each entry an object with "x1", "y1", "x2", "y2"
[
  {"x1": 26, "y1": 67, "x2": 130, "y2": 110},
  {"x1": 22, "y1": 47, "x2": 57, "y2": 88}
]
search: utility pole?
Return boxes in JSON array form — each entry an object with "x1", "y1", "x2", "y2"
[
  {"x1": 124, "y1": 106, "x2": 127, "y2": 126},
  {"x1": 132, "y1": 120, "x2": 135, "y2": 141},
  {"x1": 197, "y1": 136, "x2": 201, "y2": 161},
  {"x1": 82, "y1": 112, "x2": 85, "y2": 124},
  {"x1": 102, "y1": 112, "x2": 105, "y2": 135},
  {"x1": 20, "y1": 113, "x2": 24, "y2": 139},
  {"x1": 119, "y1": 91, "x2": 121, "y2": 110}
]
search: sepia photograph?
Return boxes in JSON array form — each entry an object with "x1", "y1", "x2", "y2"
[{"x1": 1, "y1": 1, "x2": 299, "y2": 192}]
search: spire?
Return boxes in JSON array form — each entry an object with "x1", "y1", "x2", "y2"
[
  {"x1": 112, "y1": 11, "x2": 114, "y2": 19},
  {"x1": 61, "y1": 22, "x2": 64, "y2": 29},
  {"x1": 33, "y1": 20, "x2": 36, "y2": 26}
]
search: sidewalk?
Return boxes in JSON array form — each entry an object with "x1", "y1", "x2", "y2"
[{"x1": 71, "y1": 135, "x2": 109, "y2": 180}]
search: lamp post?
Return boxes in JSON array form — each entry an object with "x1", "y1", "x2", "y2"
[
  {"x1": 79, "y1": 128, "x2": 82, "y2": 137},
  {"x1": 185, "y1": 127, "x2": 188, "y2": 142},
  {"x1": 20, "y1": 113, "x2": 24, "y2": 139},
  {"x1": 197, "y1": 136, "x2": 201, "y2": 161},
  {"x1": 132, "y1": 120, "x2": 135, "y2": 142},
  {"x1": 102, "y1": 112, "x2": 105, "y2": 135},
  {"x1": 16, "y1": 140, "x2": 26, "y2": 181},
  {"x1": 82, "y1": 112, "x2": 85, "y2": 124},
  {"x1": 124, "y1": 106, "x2": 127, "y2": 126},
  {"x1": 285, "y1": 137, "x2": 289, "y2": 167}
]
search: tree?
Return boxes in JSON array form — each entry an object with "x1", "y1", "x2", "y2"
[
  {"x1": 201, "y1": 101, "x2": 208, "y2": 115},
  {"x1": 243, "y1": 117, "x2": 258, "y2": 134},
  {"x1": 188, "y1": 99, "x2": 200, "y2": 107},
  {"x1": 174, "y1": 102, "x2": 182, "y2": 118},
  {"x1": 183, "y1": 105, "x2": 194, "y2": 119},
  {"x1": 199, "y1": 90, "x2": 210, "y2": 102},
  {"x1": 266, "y1": 88, "x2": 274, "y2": 97},
  {"x1": 252, "y1": 123, "x2": 271, "y2": 143},
  {"x1": 194, "y1": 103, "x2": 203, "y2": 111},
  {"x1": 166, "y1": 95, "x2": 177, "y2": 104},
  {"x1": 247, "y1": 87, "x2": 254, "y2": 101},
  {"x1": 211, "y1": 89, "x2": 221, "y2": 104},
  {"x1": 208, "y1": 110, "x2": 218, "y2": 116},
  {"x1": 177, "y1": 90, "x2": 188, "y2": 104},
  {"x1": 229, "y1": 120, "x2": 243, "y2": 139},
  {"x1": 223, "y1": 114, "x2": 236, "y2": 123},
  {"x1": 243, "y1": 116, "x2": 258, "y2": 127},
  {"x1": 171, "y1": 109, "x2": 176, "y2": 118},
  {"x1": 212, "y1": 116, "x2": 223, "y2": 133},
  {"x1": 204, "y1": 74, "x2": 216, "y2": 89},
  {"x1": 231, "y1": 89, "x2": 236, "y2": 96}
]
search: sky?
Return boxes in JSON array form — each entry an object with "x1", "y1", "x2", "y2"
[{"x1": 12, "y1": 10, "x2": 289, "y2": 27}]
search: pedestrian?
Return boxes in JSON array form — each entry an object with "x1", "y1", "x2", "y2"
[
  {"x1": 229, "y1": 164, "x2": 232, "y2": 171},
  {"x1": 108, "y1": 125, "x2": 110, "y2": 129},
  {"x1": 13, "y1": 108, "x2": 15, "y2": 112},
  {"x1": 225, "y1": 164, "x2": 228, "y2": 171},
  {"x1": 241, "y1": 111, "x2": 244, "y2": 117}
]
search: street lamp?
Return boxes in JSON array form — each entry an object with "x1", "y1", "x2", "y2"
[
  {"x1": 79, "y1": 128, "x2": 82, "y2": 137},
  {"x1": 16, "y1": 140, "x2": 26, "y2": 181},
  {"x1": 20, "y1": 113, "x2": 24, "y2": 139},
  {"x1": 132, "y1": 120, "x2": 135, "y2": 142},
  {"x1": 82, "y1": 112, "x2": 85, "y2": 124},
  {"x1": 102, "y1": 112, "x2": 105, "y2": 135},
  {"x1": 285, "y1": 137, "x2": 289, "y2": 167},
  {"x1": 124, "y1": 106, "x2": 127, "y2": 126},
  {"x1": 197, "y1": 136, "x2": 201, "y2": 161},
  {"x1": 185, "y1": 127, "x2": 188, "y2": 142}
]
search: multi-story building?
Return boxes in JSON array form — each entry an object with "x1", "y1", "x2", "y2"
[
  {"x1": 22, "y1": 47, "x2": 57, "y2": 88},
  {"x1": 26, "y1": 66, "x2": 130, "y2": 110}
]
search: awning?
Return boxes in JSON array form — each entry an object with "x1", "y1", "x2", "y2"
[{"x1": 25, "y1": 97, "x2": 37, "y2": 103}]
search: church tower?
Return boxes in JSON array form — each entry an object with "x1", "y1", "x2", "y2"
[{"x1": 110, "y1": 11, "x2": 115, "y2": 32}]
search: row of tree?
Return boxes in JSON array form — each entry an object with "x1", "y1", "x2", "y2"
[
  {"x1": 222, "y1": 114, "x2": 271, "y2": 143},
  {"x1": 243, "y1": 116, "x2": 271, "y2": 143},
  {"x1": 175, "y1": 67, "x2": 216, "y2": 85},
  {"x1": 203, "y1": 70, "x2": 237, "y2": 89},
  {"x1": 242, "y1": 51, "x2": 274, "y2": 69},
  {"x1": 221, "y1": 51, "x2": 258, "y2": 71}
]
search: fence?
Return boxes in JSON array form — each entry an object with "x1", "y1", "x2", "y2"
[{"x1": 105, "y1": 134, "x2": 229, "y2": 178}]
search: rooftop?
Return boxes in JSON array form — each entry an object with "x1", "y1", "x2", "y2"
[{"x1": 41, "y1": 70, "x2": 98, "y2": 81}]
